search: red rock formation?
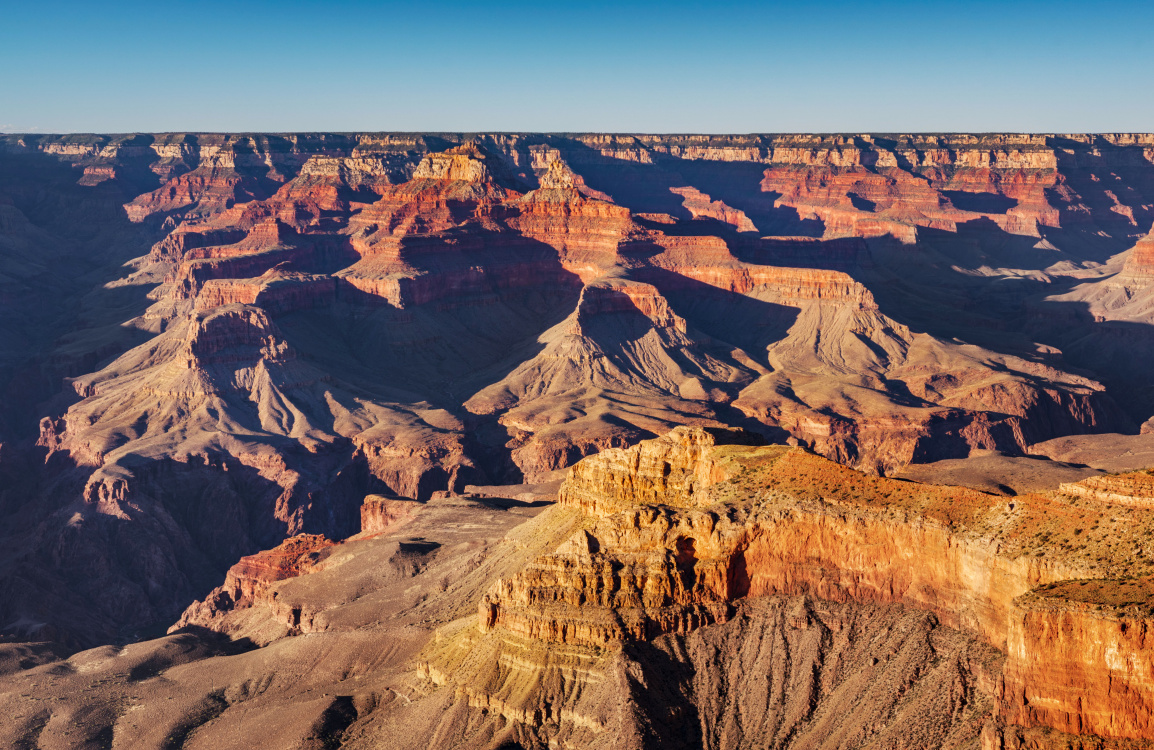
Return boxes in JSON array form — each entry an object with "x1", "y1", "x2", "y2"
[
  {"x1": 1123, "y1": 227, "x2": 1154, "y2": 279},
  {"x1": 171, "y1": 533, "x2": 335, "y2": 634},
  {"x1": 669, "y1": 185, "x2": 757, "y2": 232},
  {"x1": 476, "y1": 428, "x2": 1154, "y2": 742},
  {"x1": 1001, "y1": 581, "x2": 1154, "y2": 739},
  {"x1": 124, "y1": 166, "x2": 249, "y2": 222},
  {"x1": 195, "y1": 270, "x2": 337, "y2": 313},
  {"x1": 358, "y1": 494, "x2": 418, "y2": 536}
]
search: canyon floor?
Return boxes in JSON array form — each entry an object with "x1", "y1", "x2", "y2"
[{"x1": 3, "y1": 132, "x2": 1154, "y2": 747}]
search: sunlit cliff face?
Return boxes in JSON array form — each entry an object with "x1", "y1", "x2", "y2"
[{"x1": 463, "y1": 428, "x2": 1154, "y2": 746}]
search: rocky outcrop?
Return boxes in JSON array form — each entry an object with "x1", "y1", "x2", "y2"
[
  {"x1": 557, "y1": 425, "x2": 760, "y2": 516},
  {"x1": 1001, "y1": 580, "x2": 1154, "y2": 739},
  {"x1": 173, "y1": 533, "x2": 335, "y2": 632},
  {"x1": 358, "y1": 494, "x2": 418, "y2": 535},
  {"x1": 1058, "y1": 469, "x2": 1154, "y2": 507},
  {"x1": 411, "y1": 143, "x2": 495, "y2": 182},
  {"x1": 1122, "y1": 227, "x2": 1154, "y2": 280},
  {"x1": 195, "y1": 271, "x2": 337, "y2": 313},
  {"x1": 465, "y1": 428, "x2": 1154, "y2": 743}
]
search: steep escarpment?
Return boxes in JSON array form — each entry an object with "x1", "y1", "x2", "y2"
[
  {"x1": 1001, "y1": 579, "x2": 1154, "y2": 739},
  {"x1": 429, "y1": 427, "x2": 1154, "y2": 747}
]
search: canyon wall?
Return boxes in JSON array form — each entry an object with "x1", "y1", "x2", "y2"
[
  {"x1": 2, "y1": 131, "x2": 1153, "y2": 646},
  {"x1": 456, "y1": 428, "x2": 1154, "y2": 745}
]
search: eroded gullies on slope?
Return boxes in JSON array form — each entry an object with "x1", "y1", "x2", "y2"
[
  {"x1": 4, "y1": 132, "x2": 1154, "y2": 653},
  {"x1": 2, "y1": 427, "x2": 1153, "y2": 748}
]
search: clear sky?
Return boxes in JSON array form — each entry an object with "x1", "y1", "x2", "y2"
[{"x1": 1, "y1": 0, "x2": 1152, "y2": 134}]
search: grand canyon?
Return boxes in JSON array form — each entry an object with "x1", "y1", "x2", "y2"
[{"x1": 3, "y1": 131, "x2": 1154, "y2": 748}]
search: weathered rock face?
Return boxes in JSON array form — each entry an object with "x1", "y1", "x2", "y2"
[
  {"x1": 411, "y1": 143, "x2": 496, "y2": 182},
  {"x1": 431, "y1": 592, "x2": 1007, "y2": 750},
  {"x1": 358, "y1": 494, "x2": 418, "y2": 535},
  {"x1": 172, "y1": 533, "x2": 336, "y2": 636},
  {"x1": 1122, "y1": 227, "x2": 1154, "y2": 279},
  {"x1": 458, "y1": 428, "x2": 1154, "y2": 745},
  {"x1": 557, "y1": 425, "x2": 760, "y2": 516},
  {"x1": 1001, "y1": 582, "x2": 1154, "y2": 739}
]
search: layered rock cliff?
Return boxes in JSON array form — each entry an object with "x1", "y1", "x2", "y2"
[{"x1": 426, "y1": 427, "x2": 1154, "y2": 747}]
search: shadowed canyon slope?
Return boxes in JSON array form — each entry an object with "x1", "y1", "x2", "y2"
[
  {"x1": 3, "y1": 132, "x2": 1154, "y2": 698},
  {"x1": 5, "y1": 427, "x2": 1154, "y2": 749}
]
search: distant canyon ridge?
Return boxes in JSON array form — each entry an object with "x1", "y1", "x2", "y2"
[{"x1": 1, "y1": 131, "x2": 1154, "y2": 647}]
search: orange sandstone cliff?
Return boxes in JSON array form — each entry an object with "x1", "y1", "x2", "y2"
[{"x1": 422, "y1": 428, "x2": 1154, "y2": 747}]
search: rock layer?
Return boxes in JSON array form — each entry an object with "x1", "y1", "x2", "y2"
[{"x1": 463, "y1": 428, "x2": 1154, "y2": 743}]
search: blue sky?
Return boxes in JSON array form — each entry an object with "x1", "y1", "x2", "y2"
[{"x1": 1, "y1": 0, "x2": 1152, "y2": 133}]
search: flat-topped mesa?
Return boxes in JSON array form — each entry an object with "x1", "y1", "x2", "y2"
[
  {"x1": 1059, "y1": 469, "x2": 1154, "y2": 508},
  {"x1": 557, "y1": 425, "x2": 761, "y2": 516},
  {"x1": 571, "y1": 278, "x2": 687, "y2": 334},
  {"x1": 645, "y1": 259, "x2": 878, "y2": 307},
  {"x1": 195, "y1": 270, "x2": 337, "y2": 314},
  {"x1": 183, "y1": 305, "x2": 294, "y2": 368},
  {"x1": 480, "y1": 427, "x2": 1154, "y2": 741},
  {"x1": 295, "y1": 154, "x2": 397, "y2": 191},
  {"x1": 750, "y1": 265, "x2": 877, "y2": 305},
  {"x1": 410, "y1": 142, "x2": 494, "y2": 182}
]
